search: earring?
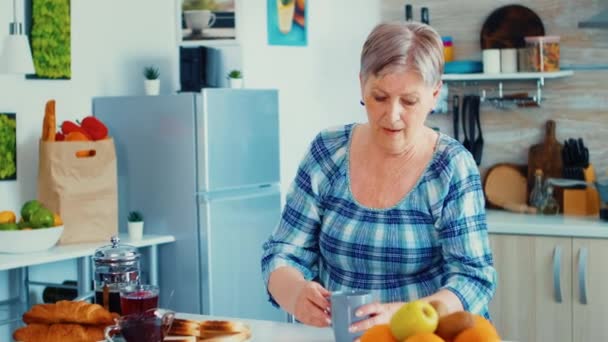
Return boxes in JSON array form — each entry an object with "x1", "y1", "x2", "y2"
[{"x1": 360, "y1": 100, "x2": 365, "y2": 106}]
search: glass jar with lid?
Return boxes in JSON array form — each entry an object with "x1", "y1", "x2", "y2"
[{"x1": 93, "y1": 236, "x2": 140, "y2": 314}]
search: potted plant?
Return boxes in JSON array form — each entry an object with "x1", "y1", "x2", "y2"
[
  {"x1": 227, "y1": 69, "x2": 243, "y2": 88},
  {"x1": 143, "y1": 66, "x2": 160, "y2": 96},
  {"x1": 127, "y1": 211, "x2": 144, "y2": 241}
]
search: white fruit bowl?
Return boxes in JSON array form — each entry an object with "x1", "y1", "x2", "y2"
[{"x1": 0, "y1": 226, "x2": 64, "y2": 254}]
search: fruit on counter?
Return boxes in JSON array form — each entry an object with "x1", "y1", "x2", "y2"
[
  {"x1": 404, "y1": 332, "x2": 445, "y2": 342},
  {"x1": 360, "y1": 324, "x2": 397, "y2": 342},
  {"x1": 42, "y1": 100, "x2": 56, "y2": 142},
  {"x1": 31, "y1": 208, "x2": 55, "y2": 228},
  {"x1": 435, "y1": 311, "x2": 475, "y2": 341},
  {"x1": 452, "y1": 314, "x2": 500, "y2": 342},
  {"x1": 0, "y1": 223, "x2": 19, "y2": 231},
  {"x1": 390, "y1": 300, "x2": 439, "y2": 341},
  {"x1": 54, "y1": 213, "x2": 63, "y2": 226},
  {"x1": 21, "y1": 200, "x2": 43, "y2": 222},
  {"x1": 0, "y1": 210, "x2": 16, "y2": 224},
  {"x1": 0, "y1": 200, "x2": 64, "y2": 231},
  {"x1": 17, "y1": 220, "x2": 32, "y2": 230},
  {"x1": 80, "y1": 116, "x2": 109, "y2": 141},
  {"x1": 429, "y1": 300, "x2": 449, "y2": 318}
]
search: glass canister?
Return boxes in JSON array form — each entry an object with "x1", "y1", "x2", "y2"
[
  {"x1": 524, "y1": 36, "x2": 560, "y2": 72},
  {"x1": 442, "y1": 36, "x2": 454, "y2": 62},
  {"x1": 93, "y1": 236, "x2": 140, "y2": 314}
]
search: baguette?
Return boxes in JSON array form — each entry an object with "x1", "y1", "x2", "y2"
[
  {"x1": 42, "y1": 100, "x2": 56, "y2": 142},
  {"x1": 23, "y1": 300, "x2": 118, "y2": 325},
  {"x1": 13, "y1": 323, "x2": 105, "y2": 342}
]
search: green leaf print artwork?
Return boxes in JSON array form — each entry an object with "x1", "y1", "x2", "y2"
[{"x1": 0, "y1": 113, "x2": 17, "y2": 180}]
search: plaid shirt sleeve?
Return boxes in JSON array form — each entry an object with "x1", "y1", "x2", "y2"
[
  {"x1": 437, "y1": 151, "x2": 497, "y2": 314},
  {"x1": 261, "y1": 136, "x2": 325, "y2": 306}
]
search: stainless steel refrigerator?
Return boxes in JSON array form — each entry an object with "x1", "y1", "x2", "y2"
[{"x1": 93, "y1": 89, "x2": 284, "y2": 321}]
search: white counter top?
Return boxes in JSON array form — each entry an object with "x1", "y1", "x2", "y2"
[
  {"x1": 487, "y1": 209, "x2": 608, "y2": 238},
  {"x1": 0, "y1": 234, "x2": 175, "y2": 271},
  {"x1": 176, "y1": 314, "x2": 515, "y2": 342}
]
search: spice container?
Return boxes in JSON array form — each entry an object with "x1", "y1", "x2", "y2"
[{"x1": 524, "y1": 36, "x2": 560, "y2": 72}]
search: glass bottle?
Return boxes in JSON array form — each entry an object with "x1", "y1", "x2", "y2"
[
  {"x1": 541, "y1": 185, "x2": 560, "y2": 215},
  {"x1": 529, "y1": 169, "x2": 545, "y2": 209}
]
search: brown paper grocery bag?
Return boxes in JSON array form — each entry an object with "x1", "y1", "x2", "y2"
[{"x1": 38, "y1": 138, "x2": 118, "y2": 244}]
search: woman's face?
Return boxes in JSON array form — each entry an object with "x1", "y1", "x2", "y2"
[{"x1": 360, "y1": 70, "x2": 441, "y2": 155}]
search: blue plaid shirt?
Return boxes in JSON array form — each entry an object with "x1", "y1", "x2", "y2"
[{"x1": 262, "y1": 124, "x2": 496, "y2": 316}]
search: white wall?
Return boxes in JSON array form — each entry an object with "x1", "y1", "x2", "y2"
[
  {"x1": 0, "y1": 0, "x2": 381, "y2": 338},
  {"x1": 238, "y1": 0, "x2": 380, "y2": 182}
]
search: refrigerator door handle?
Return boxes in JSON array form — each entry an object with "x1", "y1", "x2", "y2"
[{"x1": 196, "y1": 184, "x2": 281, "y2": 203}]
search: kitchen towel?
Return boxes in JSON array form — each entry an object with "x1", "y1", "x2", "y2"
[{"x1": 38, "y1": 138, "x2": 118, "y2": 244}]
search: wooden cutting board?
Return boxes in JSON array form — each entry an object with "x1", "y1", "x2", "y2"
[
  {"x1": 527, "y1": 120, "x2": 563, "y2": 198},
  {"x1": 484, "y1": 163, "x2": 537, "y2": 214}
]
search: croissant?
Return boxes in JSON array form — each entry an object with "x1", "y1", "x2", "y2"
[
  {"x1": 13, "y1": 323, "x2": 105, "y2": 342},
  {"x1": 23, "y1": 300, "x2": 118, "y2": 325}
]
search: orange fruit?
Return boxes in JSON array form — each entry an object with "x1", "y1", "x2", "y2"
[
  {"x1": 453, "y1": 316, "x2": 500, "y2": 342},
  {"x1": 53, "y1": 213, "x2": 63, "y2": 226},
  {"x1": 361, "y1": 324, "x2": 398, "y2": 342},
  {"x1": 404, "y1": 332, "x2": 445, "y2": 342},
  {"x1": 0, "y1": 211, "x2": 16, "y2": 224},
  {"x1": 473, "y1": 314, "x2": 500, "y2": 338}
]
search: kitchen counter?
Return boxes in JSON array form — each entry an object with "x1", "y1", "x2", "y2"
[
  {"x1": 486, "y1": 209, "x2": 608, "y2": 238},
  {"x1": 175, "y1": 314, "x2": 515, "y2": 342}
]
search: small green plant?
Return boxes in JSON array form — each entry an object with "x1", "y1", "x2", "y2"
[
  {"x1": 128, "y1": 211, "x2": 143, "y2": 222},
  {"x1": 143, "y1": 66, "x2": 160, "y2": 80},
  {"x1": 227, "y1": 69, "x2": 242, "y2": 79}
]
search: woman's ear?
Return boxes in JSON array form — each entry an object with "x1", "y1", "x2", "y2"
[{"x1": 432, "y1": 81, "x2": 443, "y2": 100}]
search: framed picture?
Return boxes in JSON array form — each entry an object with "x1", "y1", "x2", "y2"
[
  {"x1": 0, "y1": 113, "x2": 17, "y2": 181},
  {"x1": 25, "y1": 0, "x2": 71, "y2": 80},
  {"x1": 267, "y1": 0, "x2": 307, "y2": 46},
  {"x1": 182, "y1": 0, "x2": 236, "y2": 41}
]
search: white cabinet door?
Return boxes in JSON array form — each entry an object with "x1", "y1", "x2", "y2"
[
  {"x1": 489, "y1": 234, "x2": 572, "y2": 342},
  {"x1": 572, "y1": 238, "x2": 608, "y2": 341}
]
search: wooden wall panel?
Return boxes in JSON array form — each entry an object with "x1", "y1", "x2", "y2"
[{"x1": 381, "y1": 0, "x2": 608, "y2": 177}]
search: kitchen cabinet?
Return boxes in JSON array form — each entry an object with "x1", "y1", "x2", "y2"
[
  {"x1": 489, "y1": 234, "x2": 572, "y2": 342},
  {"x1": 490, "y1": 233, "x2": 608, "y2": 342},
  {"x1": 572, "y1": 238, "x2": 608, "y2": 341}
]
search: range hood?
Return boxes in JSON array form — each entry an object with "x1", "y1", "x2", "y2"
[{"x1": 579, "y1": 9, "x2": 608, "y2": 29}]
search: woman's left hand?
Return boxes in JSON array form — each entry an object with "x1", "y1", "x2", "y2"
[{"x1": 349, "y1": 302, "x2": 401, "y2": 339}]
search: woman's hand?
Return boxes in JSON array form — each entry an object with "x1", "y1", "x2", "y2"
[
  {"x1": 349, "y1": 302, "x2": 402, "y2": 339},
  {"x1": 293, "y1": 281, "x2": 332, "y2": 327}
]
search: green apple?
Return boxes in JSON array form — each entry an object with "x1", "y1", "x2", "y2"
[{"x1": 389, "y1": 300, "x2": 439, "y2": 340}]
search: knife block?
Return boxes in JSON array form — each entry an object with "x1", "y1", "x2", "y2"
[{"x1": 563, "y1": 165, "x2": 600, "y2": 216}]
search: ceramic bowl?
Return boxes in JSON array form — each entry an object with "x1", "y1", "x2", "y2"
[{"x1": 0, "y1": 226, "x2": 63, "y2": 253}]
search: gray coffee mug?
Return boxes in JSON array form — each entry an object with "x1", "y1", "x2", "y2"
[{"x1": 330, "y1": 291, "x2": 374, "y2": 342}]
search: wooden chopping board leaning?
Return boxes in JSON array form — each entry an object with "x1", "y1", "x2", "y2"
[
  {"x1": 484, "y1": 163, "x2": 537, "y2": 214},
  {"x1": 527, "y1": 120, "x2": 563, "y2": 205}
]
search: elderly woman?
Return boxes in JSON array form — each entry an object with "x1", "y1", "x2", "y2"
[{"x1": 261, "y1": 22, "x2": 496, "y2": 333}]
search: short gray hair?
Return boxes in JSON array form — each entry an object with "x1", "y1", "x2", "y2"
[{"x1": 360, "y1": 22, "x2": 444, "y2": 87}]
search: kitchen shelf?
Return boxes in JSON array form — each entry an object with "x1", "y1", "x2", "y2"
[
  {"x1": 0, "y1": 298, "x2": 26, "y2": 326},
  {"x1": 442, "y1": 70, "x2": 574, "y2": 107},
  {"x1": 442, "y1": 70, "x2": 573, "y2": 82}
]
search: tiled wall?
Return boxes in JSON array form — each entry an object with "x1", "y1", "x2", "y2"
[{"x1": 382, "y1": 0, "x2": 608, "y2": 176}]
